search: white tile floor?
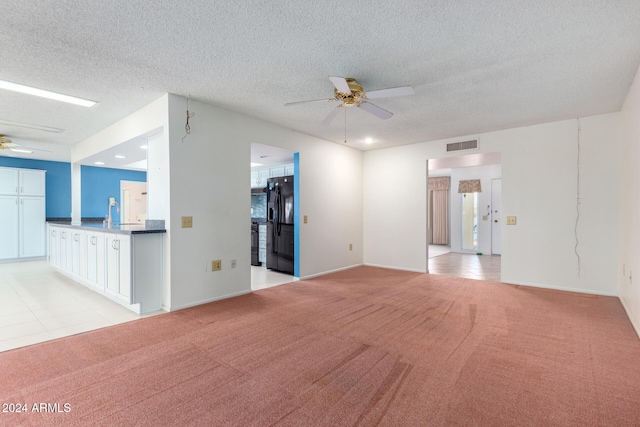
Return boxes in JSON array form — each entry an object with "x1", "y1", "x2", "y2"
[
  {"x1": 0, "y1": 260, "x2": 296, "y2": 352},
  {"x1": 251, "y1": 265, "x2": 297, "y2": 290},
  {"x1": 0, "y1": 260, "x2": 163, "y2": 353}
]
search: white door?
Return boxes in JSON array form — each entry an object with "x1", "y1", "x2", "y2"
[
  {"x1": 20, "y1": 196, "x2": 46, "y2": 257},
  {"x1": 491, "y1": 179, "x2": 502, "y2": 255},
  {"x1": 0, "y1": 195, "x2": 19, "y2": 259}
]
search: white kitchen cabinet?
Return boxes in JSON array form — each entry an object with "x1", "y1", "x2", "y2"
[
  {"x1": 0, "y1": 168, "x2": 18, "y2": 195},
  {"x1": 0, "y1": 195, "x2": 19, "y2": 259},
  {"x1": 19, "y1": 169, "x2": 46, "y2": 196},
  {"x1": 86, "y1": 231, "x2": 105, "y2": 291},
  {"x1": 251, "y1": 169, "x2": 270, "y2": 188},
  {"x1": 20, "y1": 196, "x2": 46, "y2": 258},
  {"x1": 70, "y1": 230, "x2": 85, "y2": 276},
  {"x1": 269, "y1": 166, "x2": 285, "y2": 177},
  {"x1": 251, "y1": 164, "x2": 294, "y2": 188},
  {"x1": 0, "y1": 167, "x2": 46, "y2": 261},
  {"x1": 48, "y1": 226, "x2": 60, "y2": 267},
  {"x1": 58, "y1": 228, "x2": 70, "y2": 270},
  {"x1": 106, "y1": 234, "x2": 132, "y2": 303},
  {"x1": 49, "y1": 224, "x2": 163, "y2": 314}
]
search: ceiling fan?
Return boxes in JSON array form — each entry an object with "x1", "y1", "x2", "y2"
[
  {"x1": 0, "y1": 135, "x2": 51, "y2": 153},
  {"x1": 285, "y1": 77, "x2": 415, "y2": 126}
]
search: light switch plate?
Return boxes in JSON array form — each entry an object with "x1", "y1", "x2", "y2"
[
  {"x1": 303, "y1": 215, "x2": 308, "y2": 224},
  {"x1": 506, "y1": 216, "x2": 517, "y2": 225},
  {"x1": 211, "y1": 260, "x2": 221, "y2": 271},
  {"x1": 181, "y1": 216, "x2": 193, "y2": 228}
]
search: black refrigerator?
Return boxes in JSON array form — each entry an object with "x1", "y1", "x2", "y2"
[{"x1": 266, "y1": 176, "x2": 294, "y2": 274}]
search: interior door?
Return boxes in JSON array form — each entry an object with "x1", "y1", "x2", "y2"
[{"x1": 491, "y1": 178, "x2": 502, "y2": 255}]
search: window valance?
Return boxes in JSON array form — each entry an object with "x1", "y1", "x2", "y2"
[{"x1": 458, "y1": 179, "x2": 482, "y2": 193}]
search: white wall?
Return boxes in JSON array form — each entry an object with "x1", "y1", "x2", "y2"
[
  {"x1": 620, "y1": 63, "x2": 640, "y2": 335},
  {"x1": 364, "y1": 113, "x2": 620, "y2": 295},
  {"x1": 166, "y1": 95, "x2": 363, "y2": 310}
]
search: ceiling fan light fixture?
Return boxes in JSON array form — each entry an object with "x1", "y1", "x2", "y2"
[
  {"x1": 10, "y1": 148, "x2": 33, "y2": 153},
  {"x1": 0, "y1": 79, "x2": 98, "y2": 108}
]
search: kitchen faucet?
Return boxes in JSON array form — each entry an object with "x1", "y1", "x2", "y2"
[{"x1": 106, "y1": 198, "x2": 120, "y2": 228}]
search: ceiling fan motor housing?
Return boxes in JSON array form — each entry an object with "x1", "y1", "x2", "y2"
[{"x1": 335, "y1": 78, "x2": 365, "y2": 106}]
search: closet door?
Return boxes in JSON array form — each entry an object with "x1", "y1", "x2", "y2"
[
  {"x1": 0, "y1": 195, "x2": 19, "y2": 259},
  {"x1": 20, "y1": 196, "x2": 46, "y2": 257}
]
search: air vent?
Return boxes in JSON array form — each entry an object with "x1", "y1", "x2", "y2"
[{"x1": 446, "y1": 139, "x2": 478, "y2": 152}]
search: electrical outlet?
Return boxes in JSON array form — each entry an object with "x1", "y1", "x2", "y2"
[
  {"x1": 349, "y1": 243, "x2": 353, "y2": 251},
  {"x1": 211, "y1": 260, "x2": 221, "y2": 271},
  {"x1": 304, "y1": 215, "x2": 308, "y2": 224},
  {"x1": 181, "y1": 216, "x2": 193, "y2": 228},
  {"x1": 506, "y1": 216, "x2": 517, "y2": 225},
  {"x1": 231, "y1": 259, "x2": 236, "y2": 269}
]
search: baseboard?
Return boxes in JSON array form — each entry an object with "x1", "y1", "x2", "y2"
[
  {"x1": 619, "y1": 296, "x2": 640, "y2": 340},
  {"x1": 166, "y1": 289, "x2": 252, "y2": 312},
  {"x1": 501, "y1": 278, "x2": 618, "y2": 297},
  {"x1": 299, "y1": 264, "x2": 364, "y2": 280},
  {"x1": 363, "y1": 263, "x2": 427, "y2": 274}
]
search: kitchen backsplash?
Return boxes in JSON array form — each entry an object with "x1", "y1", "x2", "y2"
[{"x1": 251, "y1": 194, "x2": 267, "y2": 218}]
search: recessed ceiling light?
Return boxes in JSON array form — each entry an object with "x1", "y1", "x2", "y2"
[
  {"x1": 0, "y1": 79, "x2": 98, "y2": 108},
  {"x1": 114, "y1": 155, "x2": 126, "y2": 159},
  {"x1": 140, "y1": 145, "x2": 148, "y2": 150},
  {"x1": 94, "y1": 161, "x2": 105, "y2": 165},
  {"x1": 251, "y1": 162, "x2": 263, "y2": 167},
  {"x1": 365, "y1": 137, "x2": 373, "y2": 144},
  {"x1": 10, "y1": 148, "x2": 33, "y2": 154},
  {"x1": 0, "y1": 119, "x2": 64, "y2": 133}
]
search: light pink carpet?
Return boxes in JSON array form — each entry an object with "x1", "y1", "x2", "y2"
[{"x1": 2, "y1": 267, "x2": 640, "y2": 426}]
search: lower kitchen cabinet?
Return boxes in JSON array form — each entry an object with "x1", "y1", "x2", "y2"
[
  {"x1": 106, "y1": 234, "x2": 131, "y2": 303},
  {"x1": 86, "y1": 231, "x2": 106, "y2": 292},
  {"x1": 48, "y1": 224, "x2": 164, "y2": 314}
]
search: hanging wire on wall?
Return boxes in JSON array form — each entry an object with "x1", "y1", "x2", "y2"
[
  {"x1": 574, "y1": 118, "x2": 582, "y2": 277},
  {"x1": 181, "y1": 95, "x2": 195, "y2": 143}
]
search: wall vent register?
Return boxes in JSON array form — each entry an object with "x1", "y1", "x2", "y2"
[{"x1": 447, "y1": 139, "x2": 478, "y2": 152}]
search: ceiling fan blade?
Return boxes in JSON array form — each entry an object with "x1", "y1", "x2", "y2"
[
  {"x1": 329, "y1": 76, "x2": 352, "y2": 94},
  {"x1": 359, "y1": 101, "x2": 393, "y2": 119},
  {"x1": 284, "y1": 98, "x2": 335, "y2": 106},
  {"x1": 320, "y1": 105, "x2": 343, "y2": 126},
  {"x1": 365, "y1": 86, "x2": 415, "y2": 99}
]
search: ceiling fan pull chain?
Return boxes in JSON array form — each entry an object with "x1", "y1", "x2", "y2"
[{"x1": 344, "y1": 106, "x2": 347, "y2": 143}]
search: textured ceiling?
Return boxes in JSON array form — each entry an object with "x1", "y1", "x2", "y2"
[{"x1": 1, "y1": 0, "x2": 640, "y2": 162}]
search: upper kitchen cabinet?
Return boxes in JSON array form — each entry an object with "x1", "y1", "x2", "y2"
[
  {"x1": 251, "y1": 164, "x2": 294, "y2": 188},
  {"x1": 0, "y1": 167, "x2": 18, "y2": 194},
  {"x1": 19, "y1": 169, "x2": 46, "y2": 196}
]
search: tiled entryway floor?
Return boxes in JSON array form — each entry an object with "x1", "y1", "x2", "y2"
[{"x1": 429, "y1": 252, "x2": 501, "y2": 282}]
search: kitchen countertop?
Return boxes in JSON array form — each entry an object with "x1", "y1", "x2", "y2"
[{"x1": 47, "y1": 221, "x2": 166, "y2": 235}]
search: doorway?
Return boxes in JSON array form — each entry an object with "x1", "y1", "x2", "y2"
[
  {"x1": 120, "y1": 180, "x2": 147, "y2": 224},
  {"x1": 427, "y1": 153, "x2": 502, "y2": 281},
  {"x1": 250, "y1": 143, "x2": 298, "y2": 290}
]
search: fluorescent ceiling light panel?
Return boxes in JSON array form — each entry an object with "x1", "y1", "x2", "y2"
[
  {"x1": 0, "y1": 79, "x2": 98, "y2": 107},
  {"x1": 251, "y1": 162, "x2": 263, "y2": 167},
  {"x1": 10, "y1": 148, "x2": 33, "y2": 153},
  {"x1": 94, "y1": 161, "x2": 105, "y2": 165},
  {"x1": 140, "y1": 145, "x2": 148, "y2": 150},
  {"x1": 114, "y1": 155, "x2": 126, "y2": 159},
  {"x1": 0, "y1": 119, "x2": 64, "y2": 133}
]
